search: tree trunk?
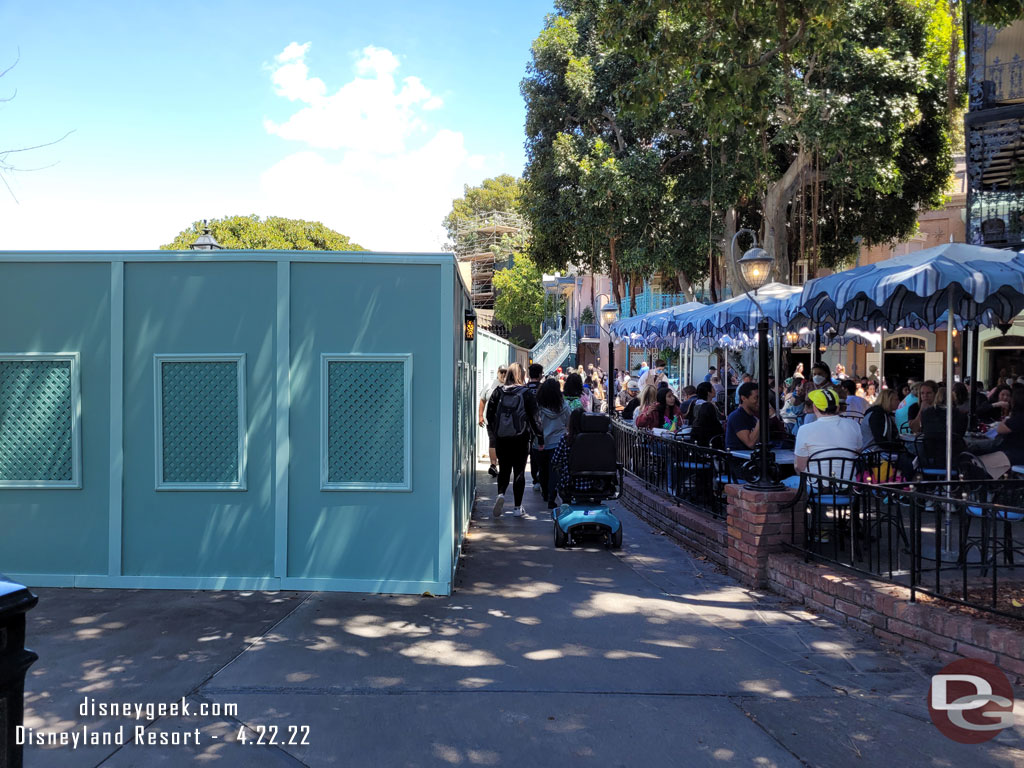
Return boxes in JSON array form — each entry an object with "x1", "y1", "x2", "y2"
[
  {"x1": 608, "y1": 236, "x2": 621, "y2": 309},
  {"x1": 722, "y1": 206, "x2": 739, "y2": 298},
  {"x1": 675, "y1": 270, "x2": 696, "y2": 302},
  {"x1": 763, "y1": 147, "x2": 812, "y2": 283}
]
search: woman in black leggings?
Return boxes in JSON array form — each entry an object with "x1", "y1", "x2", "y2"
[{"x1": 485, "y1": 362, "x2": 542, "y2": 518}]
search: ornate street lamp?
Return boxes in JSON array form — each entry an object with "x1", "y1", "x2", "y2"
[
  {"x1": 601, "y1": 299, "x2": 620, "y2": 413},
  {"x1": 732, "y1": 229, "x2": 783, "y2": 492}
]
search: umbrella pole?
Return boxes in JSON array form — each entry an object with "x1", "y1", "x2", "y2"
[
  {"x1": 946, "y1": 293, "x2": 954, "y2": 486},
  {"x1": 878, "y1": 329, "x2": 885, "y2": 390}
]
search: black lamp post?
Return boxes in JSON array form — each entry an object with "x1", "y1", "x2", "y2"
[
  {"x1": 733, "y1": 231, "x2": 784, "y2": 492},
  {"x1": 601, "y1": 299, "x2": 620, "y2": 413}
]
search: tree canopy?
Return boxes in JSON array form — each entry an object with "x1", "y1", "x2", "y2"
[
  {"x1": 493, "y1": 253, "x2": 546, "y2": 337},
  {"x1": 442, "y1": 175, "x2": 523, "y2": 246},
  {"x1": 522, "y1": 0, "x2": 962, "y2": 303},
  {"x1": 161, "y1": 215, "x2": 366, "y2": 251}
]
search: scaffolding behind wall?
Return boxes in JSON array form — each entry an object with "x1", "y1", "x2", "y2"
[{"x1": 454, "y1": 211, "x2": 529, "y2": 309}]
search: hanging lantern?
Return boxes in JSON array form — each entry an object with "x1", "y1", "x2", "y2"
[{"x1": 464, "y1": 309, "x2": 477, "y2": 341}]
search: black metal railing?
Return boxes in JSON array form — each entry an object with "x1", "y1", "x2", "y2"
[
  {"x1": 612, "y1": 419, "x2": 740, "y2": 519},
  {"x1": 786, "y1": 474, "x2": 1024, "y2": 620}
]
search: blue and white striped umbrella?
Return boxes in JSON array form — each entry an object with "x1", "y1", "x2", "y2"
[
  {"x1": 798, "y1": 243, "x2": 1024, "y2": 330},
  {"x1": 610, "y1": 302, "x2": 706, "y2": 347},
  {"x1": 672, "y1": 282, "x2": 804, "y2": 337}
]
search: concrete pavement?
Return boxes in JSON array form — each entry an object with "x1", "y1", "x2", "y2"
[{"x1": 18, "y1": 466, "x2": 1024, "y2": 766}]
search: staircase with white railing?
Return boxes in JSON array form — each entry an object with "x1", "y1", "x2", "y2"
[{"x1": 531, "y1": 325, "x2": 575, "y2": 373}]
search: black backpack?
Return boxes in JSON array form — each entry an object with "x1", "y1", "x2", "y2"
[{"x1": 496, "y1": 387, "x2": 528, "y2": 438}]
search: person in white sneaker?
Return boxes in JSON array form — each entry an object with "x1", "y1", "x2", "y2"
[{"x1": 486, "y1": 362, "x2": 542, "y2": 518}]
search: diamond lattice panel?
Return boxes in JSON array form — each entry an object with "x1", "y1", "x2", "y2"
[
  {"x1": 0, "y1": 360, "x2": 73, "y2": 482},
  {"x1": 328, "y1": 360, "x2": 405, "y2": 485},
  {"x1": 161, "y1": 361, "x2": 240, "y2": 484}
]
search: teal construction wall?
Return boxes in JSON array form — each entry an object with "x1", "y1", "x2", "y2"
[{"x1": 0, "y1": 251, "x2": 471, "y2": 594}]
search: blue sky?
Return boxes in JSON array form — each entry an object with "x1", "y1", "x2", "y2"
[{"x1": 0, "y1": 1, "x2": 555, "y2": 250}]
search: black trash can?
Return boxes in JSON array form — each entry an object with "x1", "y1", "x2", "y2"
[{"x1": 0, "y1": 577, "x2": 38, "y2": 768}]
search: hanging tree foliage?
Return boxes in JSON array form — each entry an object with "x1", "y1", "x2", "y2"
[{"x1": 523, "y1": 0, "x2": 961, "y2": 296}]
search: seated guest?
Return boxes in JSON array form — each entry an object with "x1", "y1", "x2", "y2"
[
  {"x1": 616, "y1": 377, "x2": 635, "y2": 409},
  {"x1": 688, "y1": 382, "x2": 724, "y2": 446},
  {"x1": 726, "y1": 382, "x2": 760, "y2": 450},
  {"x1": 920, "y1": 386, "x2": 968, "y2": 459},
  {"x1": 637, "y1": 387, "x2": 684, "y2": 429},
  {"x1": 678, "y1": 385, "x2": 698, "y2": 417},
  {"x1": 620, "y1": 379, "x2": 642, "y2": 419},
  {"x1": 633, "y1": 384, "x2": 659, "y2": 423},
  {"x1": 979, "y1": 386, "x2": 1024, "y2": 478},
  {"x1": 840, "y1": 379, "x2": 867, "y2": 418},
  {"x1": 861, "y1": 389, "x2": 899, "y2": 450},
  {"x1": 790, "y1": 387, "x2": 862, "y2": 477},
  {"x1": 980, "y1": 384, "x2": 1012, "y2": 422},
  {"x1": 907, "y1": 380, "x2": 937, "y2": 434}
]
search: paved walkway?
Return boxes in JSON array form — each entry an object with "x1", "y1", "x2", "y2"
[{"x1": 19, "y1": 465, "x2": 1024, "y2": 767}]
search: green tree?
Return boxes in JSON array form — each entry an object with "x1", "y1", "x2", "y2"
[
  {"x1": 442, "y1": 175, "x2": 523, "y2": 247},
  {"x1": 970, "y1": 0, "x2": 1024, "y2": 26},
  {"x1": 597, "y1": 0, "x2": 960, "y2": 279},
  {"x1": 522, "y1": 6, "x2": 716, "y2": 310},
  {"x1": 161, "y1": 215, "x2": 366, "y2": 251},
  {"x1": 493, "y1": 254, "x2": 546, "y2": 337}
]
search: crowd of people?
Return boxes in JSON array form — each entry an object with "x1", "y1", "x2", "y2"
[{"x1": 477, "y1": 354, "x2": 1024, "y2": 518}]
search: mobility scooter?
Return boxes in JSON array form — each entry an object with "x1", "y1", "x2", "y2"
[{"x1": 553, "y1": 412, "x2": 624, "y2": 549}]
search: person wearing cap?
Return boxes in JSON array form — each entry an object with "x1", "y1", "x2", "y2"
[
  {"x1": 621, "y1": 379, "x2": 642, "y2": 420},
  {"x1": 792, "y1": 387, "x2": 862, "y2": 475}
]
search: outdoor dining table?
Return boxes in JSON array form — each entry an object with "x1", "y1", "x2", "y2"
[{"x1": 732, "y1": 448, "x2": 797, "y2": 465}]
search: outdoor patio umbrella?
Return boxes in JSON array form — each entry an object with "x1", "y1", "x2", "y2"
[
  {"x1": 672, "y1": 282, "x2": 804, "y2": 338},
  {"x1": 798, "y1": 242, "x2": 1024, "y2": 482}
]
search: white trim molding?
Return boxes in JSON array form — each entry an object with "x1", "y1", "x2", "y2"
[
  {"x1": 0, "y1": 352, "x2": 82, "y2": 489},
  {"x1": 320, "y1": 353, "x2": 413, "y2": 491},
  {"x1": 153, "y1": 353, "x2": 247, "y2": 491}
]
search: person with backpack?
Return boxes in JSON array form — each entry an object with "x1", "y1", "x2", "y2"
[{"x1": 485, "y1": 362, "x2": 542, "y2": 518}]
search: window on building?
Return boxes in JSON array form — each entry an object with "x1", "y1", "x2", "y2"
[
  {"x1": 0, "y1": 354, "x2": 81, "y2": 488},
  {"x1": 322, "y1": 354, "x2": 412, "y2": 491},
  {"x1": 155, "y1": 355, "x2": 246, "y2": 490},
  {"x1": 793, "y1": 260, "x2": 809, "y2": 285},
  {"x1": 884, "y1": 336, "x2": 927, "y2": 351}
]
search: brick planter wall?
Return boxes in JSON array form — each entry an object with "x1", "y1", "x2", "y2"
[
  {"x1": 767, "y1": 553, "x2": 1024, "y2": 681},
  {"x1": 619, "y1": 475, "x2": 727, "y2": 568},
  {"x1": 725, "y1": 484, "x2": 801, "y2": 588}
]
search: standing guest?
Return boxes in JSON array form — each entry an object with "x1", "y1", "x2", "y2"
[
  {"x1": 864, "y1": 380, "x2": 878, "y2": 405},
  {"x1": 688, "y1": 382, "x2": 724, "y2": 446},
  {"x1": 725, "y1": 382, "x2": 760, "y2": 450},
  {"x1": 478, "y1": 364, "x2": 507, "y2": 477},
  {"x1": 486, "y1": 362, "x2": 542, "y2": 518},
  {"x1": 535, "y1": 378, "x2": 571, "y2": 510},
  {"x1": 621, "y1": 379, "x2": 643, "y2": 419},
  {"x1": 861, "y1": 389, "x2": 899, "y2": 451},
  {"x1": 810, "y1": 362, "x2": 832, "y2": 390},
  {"x1": 840, "y1": 379, "x2": 868, "y2": 418},
  {"x1": 562, "y1": 372, "x2": 591, "y2": 413},
  {"x1": 526, "y1": 363, "x2": 544, "y2": 491},
  {"x1": 637, "y1": 387, "x2": 684, "y2": 429},
  {"x1": 638, "y1": 358, "x2": 668, "y2": 390},
  {"x1": 590, "y1": 371, "x2": 606, "y2": 413},
  {"x1": 789, "y1": 388, "x2": 862, "y2": 478},
  {"x1": 704, "y1": 365, "x2": 717, "y2": 383}
]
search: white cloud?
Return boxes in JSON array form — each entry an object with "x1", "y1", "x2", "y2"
[
  {"x1": 259, "y1": 43, "x2": 491, "y2": 251},
  {"x1": 264, "y1": 43, "x2": 442, "y2": 155}
]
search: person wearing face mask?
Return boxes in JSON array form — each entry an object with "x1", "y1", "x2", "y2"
[{"x1": 810, "y1": 362, "x2": 831, "y2": 390}]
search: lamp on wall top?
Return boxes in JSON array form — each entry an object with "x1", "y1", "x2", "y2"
[{"x1": 738, "y1": 246, "x2": 773, "y2": 292}]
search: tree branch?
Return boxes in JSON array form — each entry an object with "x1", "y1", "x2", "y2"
[
  {"x1": 742, "y1": 17, "x2": 806, "y2": 69},
  {"x1": 603, "y1": 108, "x2": 626, "y2": 153}
]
